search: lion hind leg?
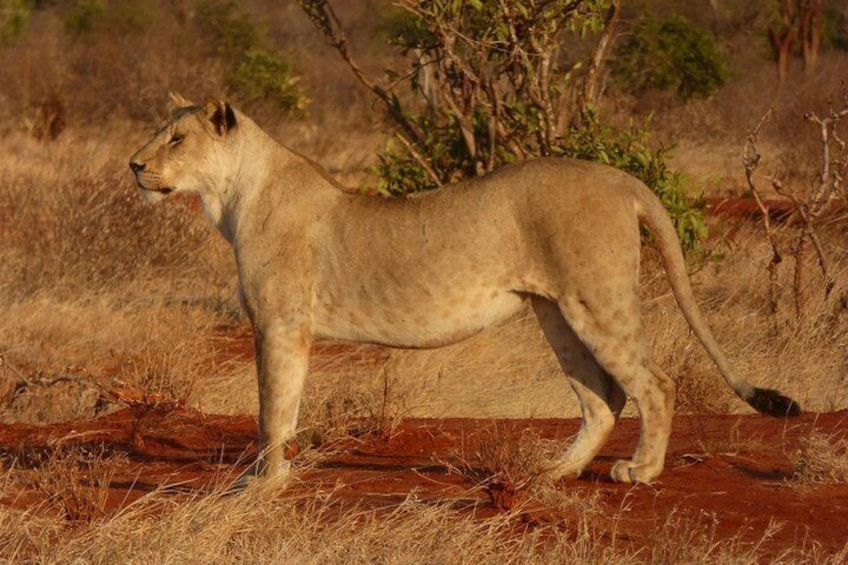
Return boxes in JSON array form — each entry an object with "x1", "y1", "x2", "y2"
[
  {"x1": 531, "y1": 297, "x2": 625, "y2": 480},
  {"x1": 556, "y1": 294, "x2": 675, "y2": 484},
  {"x1": 608, "y1": 361, "x2": 676, "y2": 484}
]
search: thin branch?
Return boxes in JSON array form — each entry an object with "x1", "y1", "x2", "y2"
[
  {"x1": 743, "y1": 109, "x2": 782, "y2": 312},
  {"x1": 744, "y1": 110, "x2": 780, "y2": 256},
  {"x1": 392, "y1": 132, "x2": 443, "y2": 187},
  {"x1": 298, "y1": 0, "x2": 423, "y2": 146},
  {"x1": 805, "y1": 104, "x2": 848, "y2": 211},
  {"x1": 577, "y1": 0, "x2": 621, "y2": 123},
  {"x1": 771, "y1": 176, "x2": 832, "y2": 300}
]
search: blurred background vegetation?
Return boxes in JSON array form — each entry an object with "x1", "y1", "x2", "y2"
[{"x1": 0, "y1": 0, "x2": 846, "y2": 253}]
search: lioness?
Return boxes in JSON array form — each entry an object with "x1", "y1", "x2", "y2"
[{"x1": 130, "y1": 94, "x2": 799, "y2": 486}]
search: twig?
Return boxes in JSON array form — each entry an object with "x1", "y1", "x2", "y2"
[
  {"x1": 743, "y1": 109, "x2": 782, "y2": 312},
  {"x1": 392, "y1": 132, "x2": 443, "y2": 187},
  {"x1": 744, "y1": 90, "x2": 848, "y2": 318},
  {"x1": 298, "y1": 0, "x2": 423, "y2": 147}
]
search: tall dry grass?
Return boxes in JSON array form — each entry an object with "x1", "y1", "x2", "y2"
[
  {"x1": 0, "y1": 126, "x2": 242, "y2": 423},
  {"x1": 791, "y1": 426, "x2": 848, "y2": 487},
  {"x1": 3, "y1": 459, "x2": 845, "y2": 564}
]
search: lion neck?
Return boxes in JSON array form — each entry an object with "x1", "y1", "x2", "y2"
[{"x1": 199, "y1": 112, "x2": 339, "y2": 244}]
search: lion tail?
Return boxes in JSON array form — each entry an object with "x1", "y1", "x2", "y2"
[{"x1": 632, "y1": 184, "x2": 800, "y2": 418}]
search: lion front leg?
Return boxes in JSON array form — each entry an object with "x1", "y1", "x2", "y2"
[{"x1": 247, "y1": 319, "x2": 313, "y2": 485}]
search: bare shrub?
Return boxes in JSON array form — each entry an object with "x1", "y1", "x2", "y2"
[
  {"x1": 450, "y1": 423, "x2": 546, "y2": 508},
  {"x1": 743, "y1": 88, "x2": 848, "y2": 321},
  {"x1": 110, "y1": 343, "x2": 205, "y2": 411}
]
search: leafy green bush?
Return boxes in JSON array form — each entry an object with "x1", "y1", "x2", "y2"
[
  {"x1": 64, "y1": 0, "x2": 107, "y2": 36},
  {"x1": 613, "y1": 15, "x2": 728, "y2": 101},
  {"x1": 338, "y1": 1, "x2": 706, "y2": 253},
  {"x1": 194, "y1": 0, "x2": 305, "y2": 114},
  {"x1": 229, "y1": 48, "x2": 307, "y2": 113},
  {"x1": 0, "y1": 0, "x2": 30, "y2": 44}
]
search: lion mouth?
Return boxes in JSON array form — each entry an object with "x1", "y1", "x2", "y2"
[{"x1": 140, "y1": 184, "x2": 175, "y2": 195}]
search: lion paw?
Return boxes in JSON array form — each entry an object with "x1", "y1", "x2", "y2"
[
  {"x1": 226, "y1": 472, "x2": 259, "y2": 494},
  {"x1": 610, "y1": 460, "x2": 660, "y2": 484},
  {"x1": 226, "y1": 461, "x2": 291, "y2": 494},
  {"x1": 541, "y1": 458, "x2": 585, "y2": 482}
]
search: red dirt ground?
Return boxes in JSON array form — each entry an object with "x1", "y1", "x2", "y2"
[{"x1": 1, "y1": 405, "x2": 847, "y2": 557}]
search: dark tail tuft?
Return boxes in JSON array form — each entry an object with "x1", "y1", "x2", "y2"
[{"x1": 748, "y1": 387, "x2": 801, "y2": 418}]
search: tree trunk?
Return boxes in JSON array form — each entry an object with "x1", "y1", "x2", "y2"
[
  {"x1": 576, "y1": 0, "x2": 620, "y2": 125},
  {"x1": 769, "y1": 0, "x2": 796, "y2": 86},
  {"x1": 799, "y1": 0, "x2": 824, "y2": 73}
]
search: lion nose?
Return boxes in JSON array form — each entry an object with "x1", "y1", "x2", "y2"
[{"x1": 129, "y1": 160, "x2": 145, "y2": 174}]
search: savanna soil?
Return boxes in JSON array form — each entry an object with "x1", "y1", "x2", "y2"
[{"x1": 1, "y1": 396, "x2": 846, "y2": 558}]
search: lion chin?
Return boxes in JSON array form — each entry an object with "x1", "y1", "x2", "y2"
[
  {"x1": 128, "y1": 93, "x2": 800, "y2": 489},
  {"x1": 137, "y1": 186, "x2": 172, "y2": 203}
]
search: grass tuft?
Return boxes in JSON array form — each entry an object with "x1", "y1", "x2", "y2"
[{"x1": 791, "y1": 430, "x2": 848, "y2": 487}]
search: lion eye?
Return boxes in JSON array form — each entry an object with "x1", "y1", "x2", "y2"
[{"x1": 169, "y1": 133, "x2": 184, "y2": 146}]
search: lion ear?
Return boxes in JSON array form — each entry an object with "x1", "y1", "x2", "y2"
[
  {"x1": 204, "y1": 99, "x2": 237, "y2": 136},
  {"x1": 168, "y1": 91, "x2": 194, "y2": 113}
]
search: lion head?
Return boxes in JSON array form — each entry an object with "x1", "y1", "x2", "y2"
[{"x1": 129, "y1": 93, "x2": 238, "y2": 203}]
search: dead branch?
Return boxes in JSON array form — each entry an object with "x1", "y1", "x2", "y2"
[
  {"x1": 743, "y1": 89, "x2": 848, "y2": 319},
  {"x1": 743, "y1": 109, "x2": 782, "y2": 313},
  {"x1": 392, "y1": 132, "x2": 443, "y2": 187},
  {"x1": 297, "y1": 0, "x2": 424, "y2": 148}
]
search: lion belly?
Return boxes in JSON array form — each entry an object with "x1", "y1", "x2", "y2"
[{"x1": 312, "y1": 284, "x2": 527, "y2": 348}]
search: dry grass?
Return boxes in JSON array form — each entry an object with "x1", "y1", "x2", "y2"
[
  {"x1": 2, "y1": 460, "x2": 844, "y2": 564},
  {"x1": 18, "y1": 445, "x2": 125, "y2": 525},
  {"x1": 0, "y1": 126, "x2": 244, "y2": 423},
  {"x1": 0, "y1": 471, "x2": 780, "y2": 563},
  {"x1": 791, "y1": 428, "x2": 848, "y2": 487}
]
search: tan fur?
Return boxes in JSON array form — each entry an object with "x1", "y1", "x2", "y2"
[{"x1": 130, "y1": 96, "x2": 796, "y2": 486}]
